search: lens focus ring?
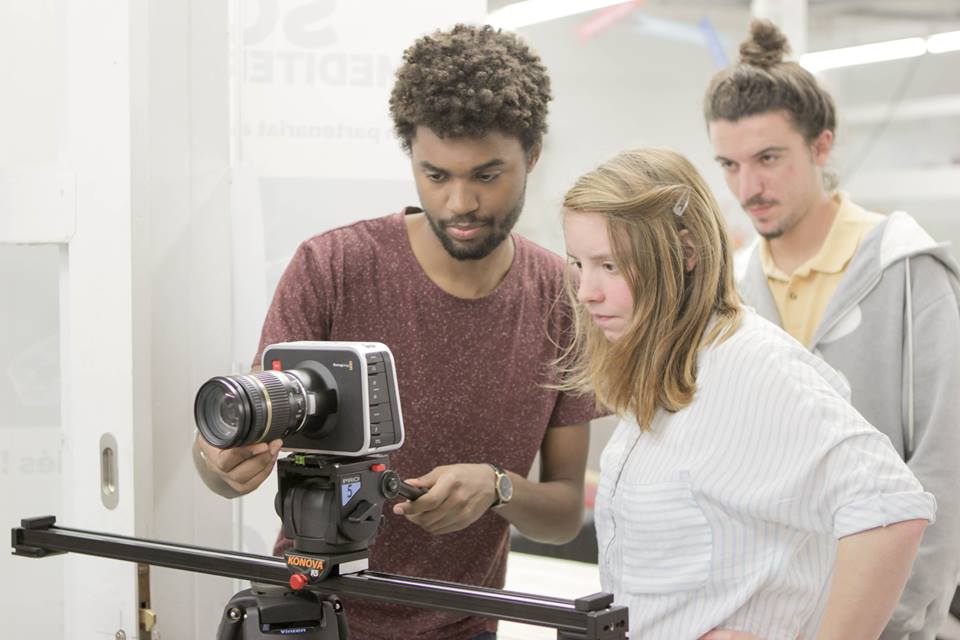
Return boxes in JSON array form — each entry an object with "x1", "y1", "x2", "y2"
[
  {"x1": 195, "y1": 369, "x2": 308, "y2": 449},
  {"x1": 248, "y1": 371, "x2": 296, "y2": 443}
]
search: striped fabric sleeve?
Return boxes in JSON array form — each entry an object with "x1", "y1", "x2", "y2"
[
  {"x1": 833, "y1": 490, "x2": 937, "y2": 538},
  {"x1": 777, "y1": 389, "x2": 936, "y2": 537},
  {"x1": 801, "y1": 386, "x2": 937, "y2": 537},
  {"x1": 725, "y1": 336, "x2": 937, "y2": 538}
]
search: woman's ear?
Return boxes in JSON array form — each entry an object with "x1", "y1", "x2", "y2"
[{"x1": 679, "y1": 229, "x2": 698, "y2": 272}]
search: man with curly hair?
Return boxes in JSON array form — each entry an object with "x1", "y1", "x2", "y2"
[
  {"x1": 701, "y1": 19, "x2": 960, "y2": 640},
  {"x1": 194, "y1": 24, "x2": 597, "y2": 640}
]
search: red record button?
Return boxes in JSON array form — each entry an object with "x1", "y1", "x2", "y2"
[
  {"x1": 289, "y1": 573, "x2": 309, "y2": 590},
  {"x1": 272, "y1": 360, "x2": 282, "y2": 371},
  {"x1": 370, "y1": 463, "x2": 386, "y2": 472}
]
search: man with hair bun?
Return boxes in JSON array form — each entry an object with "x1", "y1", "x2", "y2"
[
  {"x1": 193, "y1": 24, "x2": 598, "y2": 640},
  {"x1": 705, "y1": 18, "x2": 960, "y2": 640}
]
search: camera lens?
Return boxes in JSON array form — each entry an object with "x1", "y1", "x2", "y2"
[
  {"x1": 194, "y1": 371, "x2": 309, "y2": 449},
  {"x1": 196, "y1": 379, "x2": 250, "y2": 445}
]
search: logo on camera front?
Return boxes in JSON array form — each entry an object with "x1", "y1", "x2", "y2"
[{"x1": 332, "y1": 360, "x2": 354, "y2": 371}]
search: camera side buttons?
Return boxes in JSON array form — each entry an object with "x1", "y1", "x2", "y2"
[{"x1": 365, "y1": 351, "x2": 396, "y2": 448}]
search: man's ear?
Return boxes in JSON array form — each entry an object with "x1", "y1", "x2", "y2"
[
  {"x1": 525, "y1": 144, "x2": 542, "y2": 173},
  {"x1": 811, "y1": 128, "x2": 834, "y2": 167},
  {"x1": 679, "y1": 229, "x2": 698, "y2": 272}
]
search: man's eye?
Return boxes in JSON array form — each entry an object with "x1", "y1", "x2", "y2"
[
  {"x1": 602, "y1": 262, "x2": 618, "y2": 273},
  {"x1": 718, "y1": 160, "x2": 736, "y2": 171},
  {"x1": 476, "y1": 173, "x2": 499, "y2": 183},
  {"x1": 569, "y1": 260, "x2": 582, "y2": 270},
  {"x1": 760, "y1": 155, "x2": 777, "y2": 165},
  {"x1": 426, "y1": 173, "x2": 446, "y2": 182}
]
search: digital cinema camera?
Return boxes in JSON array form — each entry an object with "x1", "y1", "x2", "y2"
[
  {"x1": 194, "y1": 341, "x2": 404, "y2": 456},
  {"x1": 12, "y1": 342, "x2": 627, "y2": 639},
  {"x1": 195, "y1": 342, "x2": 425, "y2": 636},
  {"x1": 194, "y1": 341, "x2": 422, "y2": 559}
]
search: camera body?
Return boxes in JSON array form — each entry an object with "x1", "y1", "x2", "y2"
[
  {"x1": 263, "y1": 341, "x2": 404, "y2": 455},
  {"x1": 193, "y1": 341, "x2": 404, "y2": 456}
]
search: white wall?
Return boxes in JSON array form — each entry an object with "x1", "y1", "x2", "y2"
[
  {"x1": 511, "y1": 4, "x2": 756, "y2": 258},
  {"x1": 143, "y1": 0, "x2": 238, "y2": 637},
  {"x1": 827, "y1": 39, "x2": 960, "y2": 253}
]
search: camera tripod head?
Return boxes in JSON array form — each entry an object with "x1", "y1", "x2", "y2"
[
  {"x1": 216, "y1": 452, "x2": 426, "y2": 638},
  {"x1": 276, "y1": 453, "x2": 423, "y2": 586}
]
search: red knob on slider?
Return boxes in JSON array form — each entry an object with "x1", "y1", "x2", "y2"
[{"x1": 289, "y1": 573, "x2": 309, "y2": 590}]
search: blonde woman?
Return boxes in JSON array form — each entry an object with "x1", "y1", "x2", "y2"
[{"x1": 559, "y1": 148, "x2": 934, "y2": 640}]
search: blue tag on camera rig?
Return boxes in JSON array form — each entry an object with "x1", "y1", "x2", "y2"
[{"x1": 341, "y1": 475, "x2": 361, "y2": 506}]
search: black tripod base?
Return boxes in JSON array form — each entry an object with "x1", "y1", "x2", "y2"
[{"x1": 216, "y1": 586, "x2": 349, "y2": 640}]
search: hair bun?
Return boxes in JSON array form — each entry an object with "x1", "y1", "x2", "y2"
[{"x1": 738, "y1": 19, "x2": 790, "y2": 68}]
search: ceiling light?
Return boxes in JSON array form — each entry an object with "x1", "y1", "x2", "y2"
[
  {"x1": 799, "y1": 29, "x2": 960, "y2": 73},
  {"x1": 926, "y1": 30, "x2": 960, "y2": 54},
  {"x1": 487, "y1": 0, "x2": 630, "y2": 30},
  {"x1": 800, "y1": 37, "x2": 926, "y2": 72}
]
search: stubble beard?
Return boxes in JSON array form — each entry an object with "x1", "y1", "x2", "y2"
[{"x1": 425, "y1": 184, "x2": 526, "y2": 261}]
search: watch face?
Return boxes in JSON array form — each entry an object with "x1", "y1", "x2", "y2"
[{"x1": 497, "y1": 474, "x2": 513, "y2": 502}]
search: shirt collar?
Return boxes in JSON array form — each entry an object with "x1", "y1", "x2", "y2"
[{"x1": 759, "y1": 192, "x2": 861, "y2": 279}]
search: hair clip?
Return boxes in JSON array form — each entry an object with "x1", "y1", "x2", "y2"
[{"x1": 673, "y1": 191, "x2": 690, "y2": 217}]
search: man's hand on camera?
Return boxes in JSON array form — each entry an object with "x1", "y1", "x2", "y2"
[
  {"x1": 195, "y1": 434, "x2": 283, "y2": 496},
  {"x1": 392, "y1": 463, "x2": 497, "y2": 535}
]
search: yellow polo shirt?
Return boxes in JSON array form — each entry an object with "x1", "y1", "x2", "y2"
[{"x1": 760, "y1": 193, "x2": 884, "y2": 346}]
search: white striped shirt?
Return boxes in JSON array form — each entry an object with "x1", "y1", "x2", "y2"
[{"x1": 594, "y1": 310, "x2": 936, "y2": 640}]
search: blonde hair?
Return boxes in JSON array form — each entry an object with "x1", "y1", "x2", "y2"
[{"x1": 557, "y1": 148, "x2": 741, "y2": 429}]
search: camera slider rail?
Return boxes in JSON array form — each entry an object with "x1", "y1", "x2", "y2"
[{"x1": 12, "y1": 516, "x2": 628, "y2": 640}]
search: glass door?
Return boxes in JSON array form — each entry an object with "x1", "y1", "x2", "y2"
[{"x1": 0, "y1": 243, "x2": 64, "y2": 636}]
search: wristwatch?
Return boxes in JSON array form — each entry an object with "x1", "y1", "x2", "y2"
[{"x1": 488, "y1": 463, "x2": 513, "y2": 508}]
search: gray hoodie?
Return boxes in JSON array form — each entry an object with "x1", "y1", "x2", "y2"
[{"x1": 739, "y1": 208, "x2": 960, "y2": 640}]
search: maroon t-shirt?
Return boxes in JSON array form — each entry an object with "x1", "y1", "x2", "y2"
[{"x1": 256, "y1": 210, "x2": 597, "y2": 639}]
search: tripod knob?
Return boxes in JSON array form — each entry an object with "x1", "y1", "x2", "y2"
[
  {"x1": 289, "y1": 573, "x2": 309, "y2": 591},
  {"x1": 380, "y1": 470, "x2": 426, "y2": 500}
]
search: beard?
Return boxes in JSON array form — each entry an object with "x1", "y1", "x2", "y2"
[
  {"x1": 760, "y1": 225, "x2": 786, "y2": 240},
  {"x1": 757, "y1": 206, "x2": 804, "y2": 240},
  {"x1": 424, "y1": 185, "x2": 526, "y2": 261},
  {"x1": 742, "y1": 194, "x2": 797, "y2": 240}
]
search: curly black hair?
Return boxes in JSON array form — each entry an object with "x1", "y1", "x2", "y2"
[{"x1": 389, "y1": 24, "x2": 552, "y2": 153}]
